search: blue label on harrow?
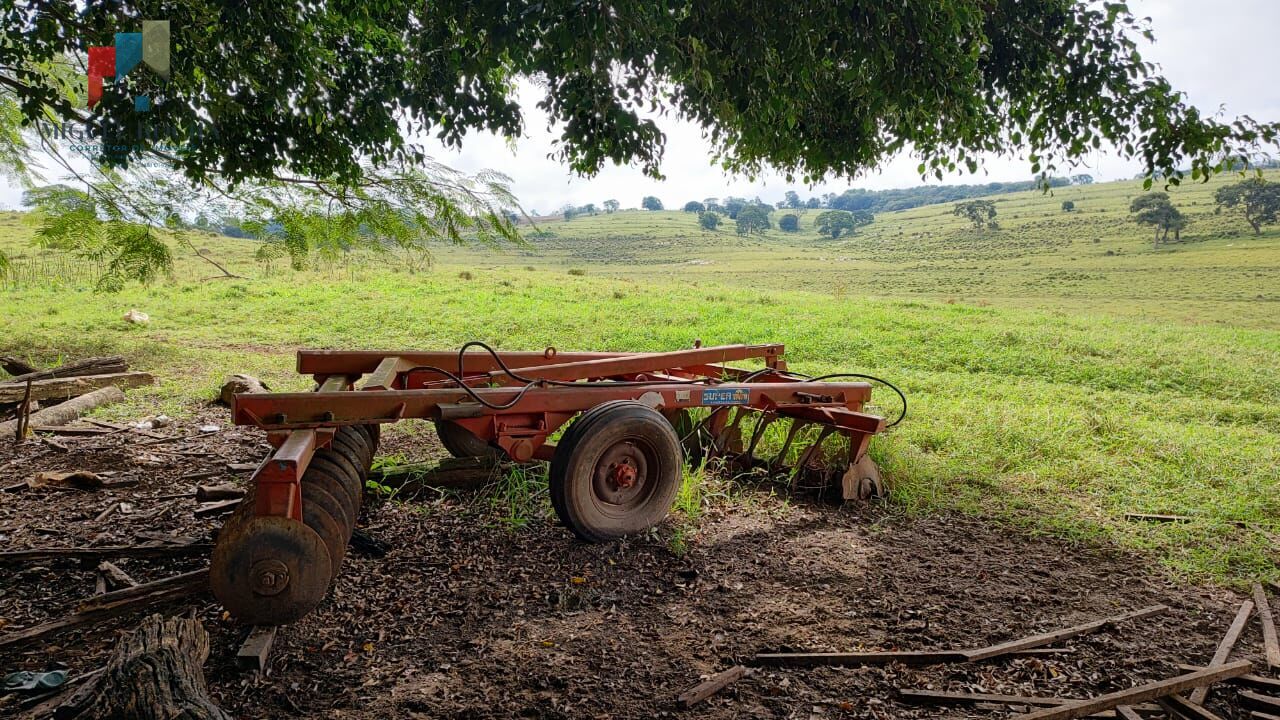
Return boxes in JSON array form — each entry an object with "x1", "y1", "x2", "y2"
[{"x1": 702, "y1": 387, "x2": 750, "y2": 405}]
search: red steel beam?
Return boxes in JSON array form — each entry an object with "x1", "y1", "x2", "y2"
[
  {"x1": 298, "y1": 348, "x2": 634, "y2": 376},
  {"x1": 404, "y1": 344, "x2": 785, "y2": 388},
  {"x1": 234, "y1": 380, "x2": 871, "y2": 430}
]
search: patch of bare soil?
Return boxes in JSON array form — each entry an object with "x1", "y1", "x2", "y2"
[{"x1": 0, "y1": 408, "x2": 1258, "y2": 719}]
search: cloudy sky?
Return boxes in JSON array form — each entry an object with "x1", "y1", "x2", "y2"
[{"x1": 4, "y1": 0, "x2": 1278, "y2": 213}]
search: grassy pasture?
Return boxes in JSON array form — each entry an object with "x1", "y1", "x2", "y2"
[{"x1": 1, "y1": 172, "x2": 1278, "y2": 584}]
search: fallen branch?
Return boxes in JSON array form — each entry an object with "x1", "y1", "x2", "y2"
[
  {"x1": 0, "y1": 355, "x2": 39, "y2": 376},
  {"x1": 0, "y1": 579, "x2": 210, "y2": 650},
  {"x1": 677, "y1": 666, "x2": 748, "y2": 708},
  {"x1": 0, "y1": 386, "x2": 127, "y2": 440},
  {"x1": 1188, "y1": 599, "x2": 1253, "y2": 705},
  {"x1": 0, "y1": 371, "x2": 151, "y2": 404},
  {"x1": 753, "y1": 605, "x2": 1165, "y2": 668},
  {"x1": 78, "y1": 570, "x2": 209, "y2": 614},
  {"x1": 1124, "y1": 513, "x2": 1248, "y2": 529},
  {"x1": 1012, "y1": 661, "x2": 1252, "y2": 720},
  {"x1": 0, "y1": 544, "x2": 213, "y2": 564}
]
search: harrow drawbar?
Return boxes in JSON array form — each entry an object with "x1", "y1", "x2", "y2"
[{"x1": 213, "y1": 343, "x2": 895, "y2": 625}]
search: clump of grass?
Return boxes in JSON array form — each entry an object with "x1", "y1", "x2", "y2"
[
  {"x1": 612, "y1": 290, "x2": 625, "y2": 299},
  {"x1": 490, "y1": 463, "x2": 548, "y2": 530},
  {"x1": 567, "y1": 268, "x2": 586, "y2": 276},
  {"x1": 458, "y1": 270, "x2": 474, "y2": 280}
]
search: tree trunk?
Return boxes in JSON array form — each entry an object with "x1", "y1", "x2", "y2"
[
  {"x1": 1154, "y1": 227, "x2": 1160, "y2": 248},
  {"x1": 72, "y1": 615, "x2": 231, "y2": 720},
  {"x1": 1251, "y1": 217, "x2": 1261, "y2": 235},
  {"x1": 0, "y1": 386, "x2": 125, "y2": 439}
]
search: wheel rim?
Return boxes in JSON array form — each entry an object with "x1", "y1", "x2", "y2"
[{"x1": 590, "y1": 438, "x2": 659, "y2": 516}]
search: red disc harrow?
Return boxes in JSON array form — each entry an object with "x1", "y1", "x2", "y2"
[{"x1": 213, "y1": 343, "x2": 893, "y2": 625}]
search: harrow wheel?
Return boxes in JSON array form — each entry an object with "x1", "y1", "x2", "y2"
[
  {"x1": 210, "y1": 515, "x2": 333, "y2": 626},
  {"x1": 435, "y1": 420, "x2": 497, "y2": 459},
  {"x1": 550, "y1": 402, "x2": 682, "y2": 543}
]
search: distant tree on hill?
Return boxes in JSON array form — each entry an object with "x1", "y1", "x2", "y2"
[
  {"x1": 1072, "y1": 174, "x2": 1095, "y2": 185},
  {"x1": 784, "y1": 191, "x2": 802, "y2": 209},
  {"x1": 642, "y1": 196, "x2": 664, "y2": 211},
  {"x1": 683, "y1": 200, "x2": 705, "y2": 213},
  {"x1": 814, "y1": 210, "x2": 860, "y2": 238},
  {"x1": 562, "y1": 205, "x2": 579, "y2": 221},
  {"x1": 778, "y1": 214, "x2": 800, "y2": 232},
  {"x1": 735, "y1": 205, "x2": 771, "y2": 235},
  {"x1": 805, "y1": 197, "x2": 823, "y2": 209},
  {"x1": 723, "y1": 197, "x2": 747, "y2": 219},
  {"x1": 603, "y1": 199, "x2": 620, "y2": 213},
  {"x1": 1130, "y1": 192, "x2": 1187, "y2": 247},
  {"x1": 1214, "y1": 178, "x2": 1280, "y2": 235},
  {"x1": 1061, "y1": 200, "x2": 1075, "y2": 212},
  {"x1": 953, "y1": 200, "x2": 998, "y2": 230},
  {"x1": 698, "y1": 211, "x2": 721, "y2": 231},
  {"x1": 580, "y1": 203, "x2": 598, "y2": 215}
]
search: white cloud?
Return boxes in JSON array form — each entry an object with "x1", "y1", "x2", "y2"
[{"x1": 4, "y1": 0, "x2": 1277, "y2": 212}]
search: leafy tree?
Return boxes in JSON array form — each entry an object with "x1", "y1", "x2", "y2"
[
  {"x1": 778, "y1": 213, "x2": 800, "y2": 232},
  {"x1": 603, "y1": 199, "x2": 620, "y2": 213},
  {"x1": 580, "y1": 203, "x2": 598, "y2": 215},
  {"x1": 784, "y1": 191, "x2": 802, "y2": 209},
  {"x1": 814, "y1": 210, "x2": 856, "y2": 238},
  {"x1": 1061, "y1": 200, "x2": 1075, "y2": 212},
  {"x1": 642, "y1": 196, "x2": 664, "y2": 211},
  {"x1": 722, "y1": 197, "x2": 747, "y2": 219},
  {"x1": 1130, "y1": 192, "x2": 1188, "y2": 247},
  {"x1": 683, "y1": 200, "x2": 705, "y2": 212},
  {"x1": 698, "y1": 211, "x2": 721, "y2": 231},
  {"x1": 562, "y1": 205, "x2": 579, "y2": 221},
  {"x1": 1214, "y1": 178, "x2": 1280, "y2": 235},
  {"x1": 735, "y1": 205, "x2": 771, "y2": 235},
  {"x1": 1072, "y1": 174, "x2": 1095, "y2": 185},
  {"x1": 953, "y1": 200, "x2": 998, "y2": 230},
  {"x1": 4, "y1": 0, "x2": 1280, "y2": 277},
  {"x1": 805, "y1": 197, "x2": 823, "y2": 209}
]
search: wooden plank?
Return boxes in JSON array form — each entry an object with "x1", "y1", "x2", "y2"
[
  {"x1": 1254, "y1": 583, "x2": 1280, "y2": 670},
  {"x1": 1115, "y1": 707, "x2": 1144, "y2": 720},
  {"x1": 1177, "y1": 665, "x2": 1280, "y2": 692},
  {"x1": 236, "y1": 626, "x2": 278, "y2": 672},
  {"x1": 753, "y1": 650, "x2": 969, "y2": 667},
  {"x1": 0, "y1": 372, "x2": 152, "y2": 403},
  {"x1": 1159, "y1": 695, "x2": 1225, "y2": 720},
  {"x1": 1240, "y1": 691, "x2": 1280, "y2": 714},
  {"x1": 77, "y1": 570, "x2": 209, "y2": 613},
  {"x1": 1188, "y1": 600, "x2": 1254, "y2": 705},
  {"x1": 1250, "y1": 712, "x2": 1280, "y2": 720},
  {"x1": 677, "y1": 665, "x2": 747, "y2": 708},
  {"x1": 0, "y1": 544, "x2": 213, "y2": 564},
  {"x1": 965, "y1": 605, "x2": 1168, "y2": 661},
  {"x1": 1012, "y1": 661, "x2": 1252, "y2": 720}
]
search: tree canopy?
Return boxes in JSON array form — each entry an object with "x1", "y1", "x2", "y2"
[
  {"x1": 1215, "y1": 178, "x2": 1280, "y2": 235},
  {"x1": 1130, "y1": 192, "x2": 1187, "y2": 246},
  {"x1": 4, "y1": 1, "x2": 1275, "y2": 187},
  {"x1": 814, "y1": 210, "x2": 871, "y2": 239},
  {"x1": 954, "y1": 200, "x2": 998, "y2": 230},
  {"x1": 734, "y1": 205, "x2": 770, "y2": 235},
  {"x1": 642, "y1": 196, "x2": 664, "y2": 211}
]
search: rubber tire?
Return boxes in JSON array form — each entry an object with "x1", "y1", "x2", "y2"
[
  {"x1": 435, "y1": 420, "x2": 497, "y2": 459},
  {"x1": 549, "y1": 401, "x2": 683, "y2": 543}
]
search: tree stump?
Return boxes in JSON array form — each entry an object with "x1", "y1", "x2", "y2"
[{"x1": 72, "y1": 614, "x2": 231, "y2": 720}]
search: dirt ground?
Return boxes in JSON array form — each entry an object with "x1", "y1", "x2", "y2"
[{"x1": 0, "y1": 409, "x2": 1267, "y2": 719}]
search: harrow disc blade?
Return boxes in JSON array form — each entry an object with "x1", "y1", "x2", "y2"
[{"x1": 211, "y1": 515, "x2": 333, "y2": 626}]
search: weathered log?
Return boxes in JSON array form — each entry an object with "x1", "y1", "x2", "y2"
[
  {"x1": 0, "y1": 355, "x2": 39, "y2": 376},
  {"x1": 368, "y1": 456, "x2": 501, "y2": 495},
  {"x1": 1, "y1": 356, "x2": 128, "y2": 385},
  {"x1": 78, "y1": 570, "x2": 209, "y2": 614},
  {"x1": 72, "y1": 615, "x2": 231, "y2": 720},
  {"x1": 0, "y1": 580, "x2": 209, "y2": 650},
  {"x1": 0, "y1": 372, "x2": 152, "y2": 404},
  {"x1": 0, "y1": 386, "x2": 126, "y2": 439}
]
